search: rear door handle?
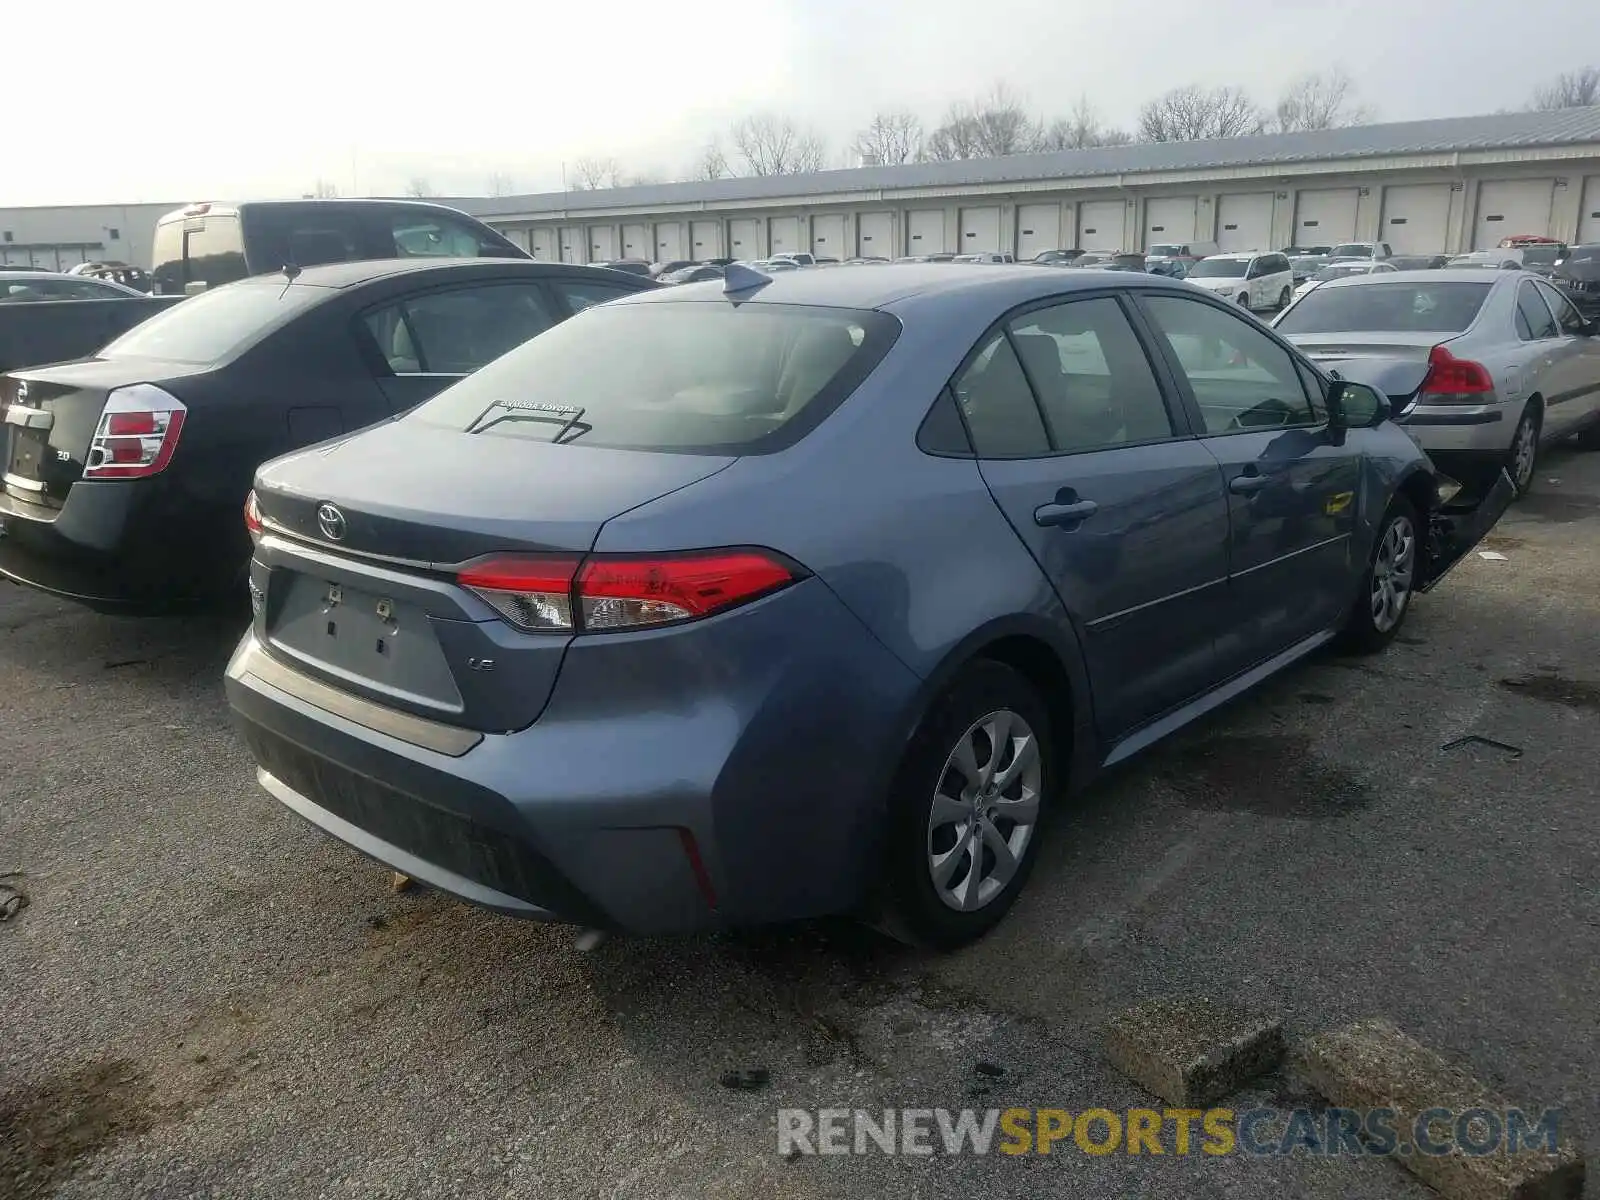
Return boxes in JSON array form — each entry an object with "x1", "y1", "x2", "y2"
[
  {"x1": 1034, "y1": 498, "x2": 1099, "y2": 527},
  {"x1": 1229, "y1": 472, "x2": 1270, "y2": 495}
]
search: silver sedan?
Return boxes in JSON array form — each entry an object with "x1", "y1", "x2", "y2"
[{"x1": 1272, "y1": 269, "x2": 1600, "y2": 493}]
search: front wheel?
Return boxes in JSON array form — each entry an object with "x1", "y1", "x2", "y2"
[
  {"x1": 878, "y1": 661, "x2": 1054, "y2": 949},
  {"x1": 1335, "y1": 497, "x2": 1419, "y2": 654}
]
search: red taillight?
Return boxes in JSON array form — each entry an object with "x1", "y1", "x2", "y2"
[
  {"x1": 244, "y1": 490, "x2": 263, "y2": 544},
  {"x1": 83, "y1": 384, "x2": 187, "y2": 479},
  {"x1": 1418, "y1": 344, "x2": 1495, "y2": 403},
  {"x1": 457, "y1": 549, "x2": 798, "y2": 633}
]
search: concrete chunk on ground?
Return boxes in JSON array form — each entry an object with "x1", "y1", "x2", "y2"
[
  {"x1": 1298, "y1": 1017, "x2": 1585, "y2": 1200},
  {"x1": 1103, "y1": 995, "x2": 1285, "y2": 1107}
]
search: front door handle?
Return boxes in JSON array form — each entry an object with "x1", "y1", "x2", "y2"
[
  {"x1": 1034, "y1": 497, "x2": 1099, "y2": 527},
  {"x1": 1229, "y1": 471, "x2": 1270, "y2": 495}
]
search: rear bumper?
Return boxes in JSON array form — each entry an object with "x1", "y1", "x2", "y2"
[
  {"x1": 225, "y1": 580, "x2": 923, "y2": 935},
  {"x1": 1395, "y1": 401, "x2": 1516, "y2": 456},
  {"x1": 0, "y1": 476, "x2": 241, "y2": 610}
]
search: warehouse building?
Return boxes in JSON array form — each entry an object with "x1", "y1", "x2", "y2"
[
  {"x1": 0, "y1": 202, "x2": 177, "y2": 271},
  {"x1": 466, "y1": 106, "x2": 1600, "y2": 264}
]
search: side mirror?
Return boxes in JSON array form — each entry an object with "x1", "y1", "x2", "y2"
[{"x1": 1328, "y1": 379, "x2": 1389, "y2": 430}]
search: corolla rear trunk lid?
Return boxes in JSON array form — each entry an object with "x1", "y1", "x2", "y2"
[{"x1": 250, "y1": 419, "x2": 735, "y2": 733}]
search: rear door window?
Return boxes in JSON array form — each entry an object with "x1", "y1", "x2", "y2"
[
  {"x1": 404, "y1": 301, "x2": 898, "y2": 453},
  {"x1": 1533, "y1": 279, "x2": 1588, "y2": 335},
  {"x1": 362, "y1": 283, "x2": 559, "y2": 375},
  {"x1": 1516, "y1": 282, "x2": 1559, "y2": 340},
  {"x1": 952, "y1": 332, "x2": 1052, "y2": 457},
  {"x1": 389, "y1": 212, "x2": 511, "y2": 258}
]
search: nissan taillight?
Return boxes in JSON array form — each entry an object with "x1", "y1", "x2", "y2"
[
  {"x1": 83, "y1": 384, "x2": 187, "y2": 479},
  {"x1": 1416, "y1": 345, "x2": 1495, "y2": 404},
  {"x1": 458, "y1": 549, "x2": 802, "y2": 633}
]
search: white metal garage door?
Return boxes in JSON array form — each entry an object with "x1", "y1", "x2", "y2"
[
  {"x1": 589, "y1": 225, "x2": 617, "y2": 261},
  {"x1": 688, "y1": 221, "x2": 721, "y2": 260},
  {"x1": 1474, "y1": 179, "x2": 1556, "y2": 249},
  {"x1": 768, "y1": 216, "x2": 800, "y2": 255},
  {"x1": 857, "y1": 212, "x2": 893, "y2": 258},
  {"x1": 1143, "y1": 196, "x2": 1197, "y2": 248},
  {"x1": 1380, "y1": 184, "x2": 1452, "y2": 254},
  {"x1": 907, "y1": 209, "x2": 945, "y2": 254},
  {"x1": 1216, "y1": 193, "x2": 1275, "y2": 251},
  {"x1": 728, "y1": 218, "x2": 761, "y2": 259},
  {"x1": 621, "y1": 223, "x2": 648, "y2": 258},
  {"x1": 559, "y1": 228, "x2": 581, "y2": 263},
  {"x1": 1078, "y1": 200, "x2": 1124, "y2": 250},
  {"x1": 1293, "y1": 188, "x2": 1358, "y2": 245},
  {"x1": 1579, "y1": 178, "x2": 1600, "y2": 244},
  {"x1": 1016, "y1": 203, "x2": 1061, "y2": 259},
  {"x1": 812, "y1": 214, "x2": 846, "y2": 258},
  {"x1": 502, "y1": 228, "x2": 530, "y2": 253},
  {"x1": 960, "y1": 207, "x2": 1001, "y2": 253},
  {"x1": 531, "y1": 228, "x2": 557, "y2": 260},
  {"x1": 654, "y1": 222, "x2": 685, "y2": 261}
]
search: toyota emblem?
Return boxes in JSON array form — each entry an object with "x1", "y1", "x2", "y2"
[{"x1": 316, "y1": 502, "x2": 347, "y2": 542}]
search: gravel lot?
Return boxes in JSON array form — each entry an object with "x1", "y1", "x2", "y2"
[{"x1": 3, "y1": 447, "x2": 1597, "y2": 1199}]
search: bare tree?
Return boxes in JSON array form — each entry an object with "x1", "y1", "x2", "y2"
[
  {"x1": 1036, "y1": 96, "x2": 1132, "y2": 150},
  {"x1": 1270, "y1": 68, "x2": 1372, "y2": 132},
  {"x1": 729, "y1": 114, "x2": 827, "y2": 176},
  {"x1": 311, "y1": 178, "x2": 340, "y2": 198},
  {"x1": 852, "y1": 110, "x2": 924, "y2": 165},
  {"x1": 1138, "y1": 84, "x2": 1263, "y2": 142},
  {"x1": 1531, "y1": 66, "x2": 1600, "y2": 110},
  {"x1": 572, "y1": 156, "x2": 625, "y2": 190},
  {"x1": 694, "y1": 139, "x2": 730, "y2": 181},
  {"x1": 627, "y1": 171, "x2": 665, "y2": 186},
  {"x1": 404, "y1": 177, "x2": 433, "y2": 198},
  {"x1": 487, "y1": 172, "x2": 516, "y2": 197},
  {"x1": 927, "y1": 84, "x2": 1039, "y2": 160}
]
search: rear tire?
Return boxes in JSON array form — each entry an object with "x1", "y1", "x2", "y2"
[
  {"x1": 1336, "y1": 496, "x2": 1420, "y2": 655},
  {"x1": 877, "y1": 661, "x2": 1055, "y2": 949},
  {"x1": 1506, "y1": 404, "x2": 1540, "y2": 497},
  {"x1": 1237, "y1": 292, "x2": 1250, "y2": 307},
  {"x1": 1277, "y1": 286, "x2": 1291, "y2": 309}
]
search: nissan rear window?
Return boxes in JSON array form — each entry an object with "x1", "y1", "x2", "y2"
[
  {"x1": 404, "y1": 300, "x2": 899, "y2": 454},
  {"x1": 1273, "y1": 282, "x2": 1493, "y2": 335},
  {"x1": 100, "y1": 279, "x2": 326, "y2": 363}
]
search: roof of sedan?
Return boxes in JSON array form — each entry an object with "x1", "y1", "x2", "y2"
[
  {"x1": 618, "y1": 263, "x2": 1187, "y2": 310},
  {"x1": 232, "y1": 257, "x2": 625, "y2": 290},
  {"x1": 1312, "y1": 268, "x2": 1516, "y2": 286}
]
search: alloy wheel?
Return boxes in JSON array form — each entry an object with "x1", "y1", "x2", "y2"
[
  {"x1": 1370, "y1": 515, "x2": 1416, "y2": 633},
  {"x1": 926, "y1": 708, "x2": 1042, "y2": 912},
  {"x1": 1510, "y1": 412, "x2": 1538, "y2": 492}
]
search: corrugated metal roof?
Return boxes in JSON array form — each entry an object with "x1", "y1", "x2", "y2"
[{"x1": 466, "y1": 107, "x2": 1600, "y2": 219}]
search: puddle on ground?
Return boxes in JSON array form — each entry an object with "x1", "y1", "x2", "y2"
[
  {"x1": 0, "y1": 1061, "x2": 157, "y2": 1200},
  {"x1": 1156, "y1": 733, "x2": 1371, "y2": 818},
  {"x1": 1498, "y1": 673, "x2": 1600, "y2": 712},
  {"x1": 1507, "y1": 491, "x2": 1600, "y2": 524}
]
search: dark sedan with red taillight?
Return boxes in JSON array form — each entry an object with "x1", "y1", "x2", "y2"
[{"x1": 0, "y1": 259, "x2": 654, "y2": 611}]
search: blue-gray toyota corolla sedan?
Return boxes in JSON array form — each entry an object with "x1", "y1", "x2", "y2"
[{"x1": 226, "y1": 264, "x2": 1512, "y2": 947}]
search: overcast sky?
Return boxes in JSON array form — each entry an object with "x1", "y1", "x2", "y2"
[{"x1": 9, "y1": 0, "x2": 1600, "y2": 206}]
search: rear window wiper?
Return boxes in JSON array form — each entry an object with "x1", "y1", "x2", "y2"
[{"x1": 464, "y1": 399, "x2": 589, "y2": 442}]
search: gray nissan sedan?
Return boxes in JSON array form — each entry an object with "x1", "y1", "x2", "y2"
[{"x1": 226, "y1": 264, "x2": 1511, "y2": 947}]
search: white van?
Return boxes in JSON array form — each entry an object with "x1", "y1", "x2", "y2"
[{"x1": 1184, "y1": 251, "x2": 1296, "y2": 311}]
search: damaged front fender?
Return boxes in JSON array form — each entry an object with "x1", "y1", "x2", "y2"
[{"x1": 1419, "y1": 468, "x2": 1516, "y2": 594}]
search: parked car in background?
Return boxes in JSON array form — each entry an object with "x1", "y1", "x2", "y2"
[
  {"x1": 1147, "y1": 258, "x2": 1189, "y2": 279},
  {"x1": 1328, "y1": 242, "x2": 1394, "y2": 262},
  {"x1": 1273, "y1": 269, "x2": 1600, "y2": 494},
  {"x1": 1511, "y1": 241, "x2": 1566, "y2": 278},
  {"x1": 1281, "y1": 244, "x2": 1333, "y2": 256},
  {"x1": 750, "y1": 258, "x2": 800, "y2": 272},
  {"x1": 0, "y1": 259, "x2": 654, "y2": 611},
  {"x1": 658, "y1": 264, "x2": 726, "y2": 284},
  {"x1": 770, "y1": 252, "x2": 817, "y2": 267},
  {"x1": 1388, "y1": 255, "x2": 1451, "y2": 271},
  {"x1": 845, "y1": 256, "x2": 892, "y2": 265},
  {"x1": 1069, "y1": 251, "x2": 1146, "y2": 272},
  {"x1": 1144, "y1": 241, "x2": 1216, "y2": 276},
  {"x1": 1288, "y1": 259, "x2": 1398, "y2": 303},
  {"x1": 227, "y1": 263, "x2": 1509, "y2": 949},
  {"x1": 897, "y1": 254, "x2": 956, "y2": 264},
  {"x1": 649, "y1": 259, "x2": 698, "y2": 278},
  {"x1": 67, "y1": 261, "x2": 155, "y2": 293},
  {"x1": 150, "y1": 199, "x2": 528, "y2": 296},
  {"x1": 1446, "y1": 251, "x2": 1522, "y2": 270},
  {"x1": 1185, "y1": 251, "x2": 1295, "y2": 310},
  {"x1": 2, "y1": 270, "x2": 146, "y2": 302},
  {"x1": 1031, "y1": 249, "x2": 1086, "y2": 266},
  {"x1": 1289, "y1": 254, "x2": 1331, "y2": 283},
  {"x1": 952, "y1": 252, "x2": 1016, "y2": 264},
  {"x1": 588, "y1": 259, "x2": 653, "y2": 277},
  {"x1": 1551, "y1": 243, "x2": 1600, "y2": 317}
]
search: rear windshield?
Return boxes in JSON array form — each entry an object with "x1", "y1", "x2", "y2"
[
  {"x1": 101, "y1": 280, "x2": 325, "y2": 363},
  {"x1": 1566, "y1": 245, "x2": 1600, "y2": 264},
  {"x1": 1274, "y1": 282, "x2": 1492, "y2": 335},
  {"x1": 405, "y1": 301, "x2": 899, "y2": 454},
  {"x1": 1521, "y1": 245, "x2": 1563, "y2": 268},
  {"x1": 1188, "y1": 258, "x2": 1247, "y2": 278},
  {"x1": 1330, "y1": 244, "x2": 1370, "y2": 258}
]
